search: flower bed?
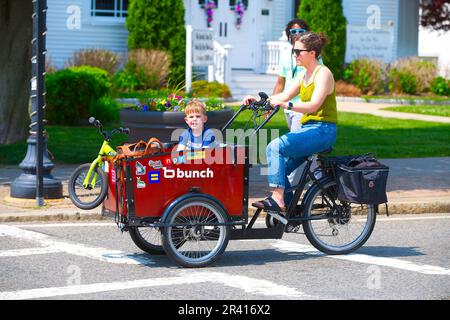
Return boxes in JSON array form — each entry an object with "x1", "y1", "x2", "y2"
[{"x1": 120, "y1": 94, "x2": 234, "y2": 142}]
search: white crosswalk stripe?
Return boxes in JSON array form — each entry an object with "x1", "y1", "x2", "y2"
[
  {"x1": 271, "y1": 240, "x2": 450, "y2": 276},
  {"x1": 0, "y1": 271, "x2": 313, "y2": 300},
  {"x1": 0, "y1": 225, "x2": 154, "y2": 265}
]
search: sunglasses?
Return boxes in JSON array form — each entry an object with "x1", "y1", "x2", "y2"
[
  {"x1": 292, "y1": 48, "x2": 312, "y2": 56},
  {"x1": 289, "y1": 28, "x2": 307, "y2": 35}
]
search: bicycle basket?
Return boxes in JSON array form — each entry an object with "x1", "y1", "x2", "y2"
[{"x1": 336, "y1": 155, "x2": 389, "y2": 205}]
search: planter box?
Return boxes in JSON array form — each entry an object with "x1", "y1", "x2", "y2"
[{"x1": 119, "y1": 107, "x2": 235, "y2": 143}]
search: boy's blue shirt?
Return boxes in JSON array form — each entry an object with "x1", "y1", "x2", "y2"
[{"x1": 178, "y1": 126, "x2": 216, "y2": 150}]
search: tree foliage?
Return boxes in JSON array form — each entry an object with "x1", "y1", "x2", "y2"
[
  {"x1": 298, "y1": 0, "x2": 347, "y2": 79},
  {"x1": 126, "y1": 0, "x2": 186, "y2": 86},
  {"x1": 420, "y1": 0, "x2": 450, "y2": 32}
]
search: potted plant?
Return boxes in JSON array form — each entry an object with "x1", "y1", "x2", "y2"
[{"x1": 119, "y1": 93, "x2": 234, "y2": 142}]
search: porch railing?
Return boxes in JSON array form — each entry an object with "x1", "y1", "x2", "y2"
[
  {"x1": 260, "y1": 41, "x2": 291, "y2": 75},
  {"x1": 209, "y1": 41, "x2": 232, "y2": 84}
]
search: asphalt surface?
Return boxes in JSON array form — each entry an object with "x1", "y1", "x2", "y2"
[{"x1": 0, "y1": 214, "x2": 449, "y2": 300}]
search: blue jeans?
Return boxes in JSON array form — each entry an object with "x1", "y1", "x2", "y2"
[{"x1": 266, "y1": 121, "x2": 337, "y2": 204}]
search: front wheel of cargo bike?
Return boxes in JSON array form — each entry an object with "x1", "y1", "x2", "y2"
[{"x1": 161, "y1": 197, "x2": 230, "y2": 268}]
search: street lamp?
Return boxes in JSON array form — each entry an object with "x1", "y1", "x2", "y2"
[{"x1": 10, "y1": 0, "x2": 62, "y2": 205}]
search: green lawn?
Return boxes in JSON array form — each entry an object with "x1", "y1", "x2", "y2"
[
  {"x1": 0, "y1": 125, "x2": 128, "y2": 165},
  {"x1": 229, "y1": 107, "x2": 450, "y2": 159},
  {"x1": 1, "y1": 111, "x2": 449, "y2": 165},
  {"x1": 382, "y1": 105, "x2": 450, "y2": 117}
]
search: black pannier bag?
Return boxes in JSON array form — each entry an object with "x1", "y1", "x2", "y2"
[{"x1": 335, "y1": 155, "x2": 389, "y2": 205}]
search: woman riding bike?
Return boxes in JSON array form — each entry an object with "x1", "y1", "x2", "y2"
[{"x1": 244, "y1": 31, "x2": 337, "y2": 212}]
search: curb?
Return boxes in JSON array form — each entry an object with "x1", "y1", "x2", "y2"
[{"x1": 0, "y1": 212, "x2": 105, "y2": 223}]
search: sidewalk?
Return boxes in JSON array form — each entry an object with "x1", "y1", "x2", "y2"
[
  {"x1": 1, "y1": 157, "x2": 450, "y2": 222},
  {"x1": 336, "y1": 101, "x2": 450, "y2": 123}
]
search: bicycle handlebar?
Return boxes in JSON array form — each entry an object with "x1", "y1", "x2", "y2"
[
  {"x1": 88, "y1": 117, "x2": 130, "y2": 141},
  {"x1": 245, "y1": 91, "x2": 274, "y2": 112}
]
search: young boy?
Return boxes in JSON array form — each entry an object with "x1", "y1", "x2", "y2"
[{"x1": 176, "y1": 99, "x2": 216, "y2": 151}]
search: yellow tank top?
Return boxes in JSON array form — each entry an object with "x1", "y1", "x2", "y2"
[{"x1": 299, "y1": 67, "x2": 338, "y2": 125}]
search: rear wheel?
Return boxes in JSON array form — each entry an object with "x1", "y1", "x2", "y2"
[
  {"x1": 68, "y1": 163, "x2": 108, "y2": 210},
  {"x1": 162, "y1": 197, "x2": 230, "y2": 268},
  {"x1": 302, "y1": 178, "x2": 376, "y2": 255},
  {"x1": 129, "y1": 226, "x2": 165, "y2": 255}
]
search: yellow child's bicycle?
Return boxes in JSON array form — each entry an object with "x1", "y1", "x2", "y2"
[{"x1": 68, "y1": 117, "x2": 129, "y2": 210}]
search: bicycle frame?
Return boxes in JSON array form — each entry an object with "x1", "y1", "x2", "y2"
[{"x1": 83, "y1": 140, "x2": 116, "y2": 189}]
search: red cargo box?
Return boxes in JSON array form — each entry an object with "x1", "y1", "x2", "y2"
[{"x1": 102, "y1": 146, "x2": 249, "y2": 221}]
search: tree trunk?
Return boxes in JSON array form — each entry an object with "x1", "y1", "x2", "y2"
[{"x1": 0, "y1": 0, "x2": 32, "y2": 145}]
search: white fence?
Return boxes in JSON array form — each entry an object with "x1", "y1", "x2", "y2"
[{"x1": 259, "y1": 41, "x2": 291, "y2": 75}]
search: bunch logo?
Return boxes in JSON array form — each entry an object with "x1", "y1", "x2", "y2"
[
  {"x1": 136, "y1": 177, "x2": 146, "y2": 189},
  {"x1": 136, "y1": 161, "x2": 146, "y2": 175},
  {"x1": 148, "y1": 160, "x2": 163, "y2": 169},
  {"x1": 111, "y1": 167, "x2": 116, "y2": 183},
  {"x1": 148, "y1": 171, "x2": 161, "y2": 184},
  {"x1": 163, "y1": 167, "x2": 214, "y2": 179}
]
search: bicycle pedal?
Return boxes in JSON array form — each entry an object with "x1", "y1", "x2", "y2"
[
  {"x1": 286, "y1": 224, "x2": 301, "y2": 233},
  {"x1": 267, "y1": 211, "x2": 288, "y2": 225}
]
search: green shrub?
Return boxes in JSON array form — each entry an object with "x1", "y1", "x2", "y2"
[
  {"x1": 389, "y1": 69, "x2": 418, "y2": 94},
  {"x1": 343, "y1": 59, "x2": 386, "y2": 95},
  {"x1": 388, "y1": 58, "x2": 437, "y2": 94},
  {"x1": 298, "y1": 0, "x2": 347, "y2": 79},
  {"x1": 112, "y1": 66, "x2": 141, "y2": 93},
  {"x1": 191, "y1": 81, "x2": 232, "y2": 98},
  {"x1": 90, "y1": 96, "x2": 120, "y2": 123},
  {"x1": 126, "y1": 0, "x2": 185, "y2": 84},
  {"x1": 46, "y1": 66, "x2": 112, "y2": 125},
  {"x1": 430, "y1": 76, "x2": 450, "y2": 96}
]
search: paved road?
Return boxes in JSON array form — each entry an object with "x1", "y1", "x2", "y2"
[{"x1": 0, "y1": 214, "x2": 449, "y2": 301}]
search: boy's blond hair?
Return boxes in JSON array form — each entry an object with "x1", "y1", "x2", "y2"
[{"x1": 185, "y1": 99, "x2": 207, "y2": 116}]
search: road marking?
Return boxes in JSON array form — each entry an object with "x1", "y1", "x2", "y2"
[
  {"x1": 0, "y1": 271, "x2": 313, "y2": 300},
  {"x1": 0, "y1": 225, "x2": 154, "y2": 265},
  {"x1": 0, "y1": 247, "x2": 63, "y2": 257},
  {"x1": 16, "y1": 222, "x2": 116, "y2": 228},
  {"x1": 272, "y1": 240, "x2": 450, "y2": 276}
]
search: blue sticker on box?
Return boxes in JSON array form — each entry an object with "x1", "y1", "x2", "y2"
[{"x1": 148, "y1": 171, "x2": 160, "y2": 184}]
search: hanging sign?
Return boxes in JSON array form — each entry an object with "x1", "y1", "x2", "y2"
[{"x1": 192, "y1": 29, "x2": 214, "y2": 66}]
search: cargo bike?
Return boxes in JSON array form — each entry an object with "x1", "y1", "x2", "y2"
[{"x1": 85, "y1": 93, "x2": 388, "y2": 268}]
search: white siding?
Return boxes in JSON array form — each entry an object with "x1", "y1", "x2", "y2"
[
  {"x1": 47, "y1": 0, "x2": 128, "y2": 68},
  {"x1": 271, "y1": 0, "x2": 288, "y2": 40}
]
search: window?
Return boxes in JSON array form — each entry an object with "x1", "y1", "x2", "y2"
[
  {"x1": 230, "y1": 0, "x2": 248, "y2": 10},
  {"x1": 199, "y1": 0, "x2": 219, "y2": 9},
  {"x1": 91, "y1": 0, "x2": 128, "y2": 18}
]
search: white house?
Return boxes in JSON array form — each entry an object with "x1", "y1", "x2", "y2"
[{"x1": 46, "y1": 0, "x2": 447, "y2": 98}]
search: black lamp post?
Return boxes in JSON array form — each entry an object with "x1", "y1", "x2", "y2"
[{"x1": 10, "y1": 0, "x2": 62, "y2": 204}]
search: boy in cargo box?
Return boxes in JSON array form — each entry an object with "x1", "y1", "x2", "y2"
[{"x1": 176, "y1": 99, "x2": 217, "y2": 151}]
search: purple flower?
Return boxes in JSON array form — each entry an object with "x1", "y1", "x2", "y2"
[
  {"x1": 142, "y1": 105, "x2": 149, "y2": 111},
  {"x1": 165, "y1": 101, "x2": 171, "y2": 108}
]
